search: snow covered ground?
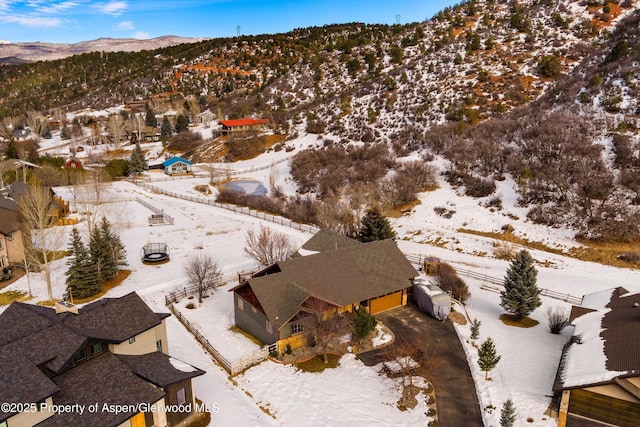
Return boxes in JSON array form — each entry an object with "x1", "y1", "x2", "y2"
[{"x1": 5, "y1": 128, "x2": 640, "y2": 426}]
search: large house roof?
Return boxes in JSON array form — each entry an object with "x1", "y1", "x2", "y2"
[
  {"x1": 0, "y1": 292, "x2": 172, "y2": 422},
  {"x1": 554, "y1": 287, "x2": 640, "y2": 391},
  {"x1": 219, "y1": 118, "x2": 268, "y2": 128},
  {"x1": 234, "y1": 239, "x2": 418, "y2": 330}
]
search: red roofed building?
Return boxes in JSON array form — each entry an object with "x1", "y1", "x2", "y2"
[{"x1": 219, "y1": 118, "x2": 269, "y2": 135}]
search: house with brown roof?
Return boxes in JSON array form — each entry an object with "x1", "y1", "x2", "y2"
[
  {"x1": 0, "y1": 292, "x2": 205, "y2": 427},
  {"x1": 219, "y1": 118, "x2": 269, "y2": 135},
  {"x1": 231, "y1": 237, "x2": 418, "y2": 354},
  {"x1": 553, "y1": 287, "x2": 640, "y2": 427}
]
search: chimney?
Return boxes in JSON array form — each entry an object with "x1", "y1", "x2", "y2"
[{"x1": 55, "y1": 300, "x2": 78, "y2": 315}]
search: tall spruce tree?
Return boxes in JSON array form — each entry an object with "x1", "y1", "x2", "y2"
[
  {"x1": 500, "y1": 249, "x2": 541, "y2": 319},
  {"x1": 129, "y1": 142, "x2": 147, "y2": 175},
  {"x1": 477, "y1": 337, "x2": 501, "y2": 380},
  {"x1": 145, "y1": 103, "x2": 157, "y2": 127},
  {"x1": 66, "y1": 228, "x2": 100, "y2": 299},
  {"x1": 500, "y1": 398, "x2": 517, "y2": 427},
  {"x1": 89, "y1": 225, "x2": 110, "y2": 284},
  {"x1": 100, "y1": 216, "x2": 127, "y2": 274},
  {"x1": 357, "y1": 208, "x2": 396, "y2": 242},
  {"x1": 175, "y1": 114, "x2": 189, "y2": 133},
  {"x1": 160, "y1": 115, "x2": 173, "y2": 141}
]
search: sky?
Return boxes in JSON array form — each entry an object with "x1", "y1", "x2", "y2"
[{"x1": 0, "y1": 0, "x2": 459, "y2": 44}]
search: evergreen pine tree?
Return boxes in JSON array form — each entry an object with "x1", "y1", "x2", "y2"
[
  {"x1": 500, "y1": 249, "x2": 541, "y2": 319},
  {"x1": 89, "y1": 225, "x2": 109, "y2": 284},
  {"x1": 145, "y1": 103, "x2": 157, "y2": 127},
  {"x1": 175, "y1": 114, "x2": 189, "y2": 133},
  {"x1": 129, "y1": 143, "x2": 147, "y2": 175},
  {"x1": 470, "y1": 318, "x2": 481, "y2": 342},
  {"x1": 100, "y1": 216, "x2": 127, "y2": 276},
  {"x1": 160, "y1": 115, "x2": 173, "y2": 141},
  {"x1": 477, "y1": 337, "x2": 501, "y2": 380},
  {"x1": 66, "y1": 228, "x2": 100, "y2": 299},
  {"x1": 357, "y1": 208, "x2": 397, "y2": 242},
  {"x1": 500, "y1": 398, "x2": 517, "y2": 427}
]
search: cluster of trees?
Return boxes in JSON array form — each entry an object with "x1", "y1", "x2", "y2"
[
  {"x1": 425, "y1": 106, "x2": 639, "y2": 242},
  {"x1": 65, "y1": 217, "x2": 127, "y2": 299}
]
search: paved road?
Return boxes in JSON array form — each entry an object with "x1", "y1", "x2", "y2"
[{"x1": 358, "y1": 303, "x2": 484, "y2": 427}]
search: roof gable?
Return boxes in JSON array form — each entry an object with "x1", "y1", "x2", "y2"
[
  {"x1": 220, "y1": 118, "x2": 268, "y2": 127},
  {"x1": 163, "y1": 156, "x2": 192, "y2": 167},
  {"x1": 116, "y1": 352, "x2": 205, "y2": 387},
  {"x1": 294, "y1": 228, "x2": 361, "y2": 256}
]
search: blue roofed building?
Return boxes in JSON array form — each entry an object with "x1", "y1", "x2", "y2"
[{"x1": 163, "y1": 157, "x2": 192, "y2": 175}]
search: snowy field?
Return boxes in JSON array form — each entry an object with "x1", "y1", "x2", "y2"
[{"x1": 4, "y1": 128, "x2": 640, "y2": 426}]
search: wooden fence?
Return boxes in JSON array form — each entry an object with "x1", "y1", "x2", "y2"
[
  {"x1": 168, "y1": 303, "x2": 269, "y2": 375},
  {"x1": 404, "y1": 253, "x2": 581, "y2": 305},
  {"x1": 132, "y1": 180, "x2": 319, "y2": 234},
  {"x1": 136, "y1": 197, "x2": 174, "y2": 225}
]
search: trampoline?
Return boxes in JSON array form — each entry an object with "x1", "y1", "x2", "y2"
[{"x1": 141, "y1": 243, "x2": 170, "y2": 263}]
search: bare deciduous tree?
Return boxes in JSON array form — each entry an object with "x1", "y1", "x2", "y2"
[
  {"x1": 384, "y1": 338, "x2": 424, "y2": 408},
  {"x1": 106, "y1": 114, "x2": 127, "y2": 149},
  {"x1": 184, "y1": 253, "x2": 222, "y2": 303},
  {"x1": 243, "y1": 225, "x2": 296, "y2": 267},
  {"x1": 300, "y1": 297, "x2": 350, "y2": 364},
  {"x1": 25, "y1": 111, "x2": 45, "y2": 142},
  {"x1": 73, "y1": 170, "x2": 110, "y2": 232},
  {"x1": 18, "y1": 182, "x2": 66, "y2": 301}
]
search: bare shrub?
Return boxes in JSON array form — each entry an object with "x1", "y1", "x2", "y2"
[
  {"x1": 243, "y1": 225, "x2": 297, "y2": 267},
  {"x1": 494, "y1": 240, "x2": 518, "y2": 260},
  {"x1": 546, "y1": 306, "x2": 569, "y2": 334},
  {"x1": 437, "y1": 262, "x2": 470, "y2": 303},
  {"x1": 465, "y1": 176, "x2": 496, "y2": 198},
  {"x1": 618, "y1": 252, "x2": 640, "y2": 263},
  {"x1": 167, "y1": 131, "x2": 203, "y2": 152}
]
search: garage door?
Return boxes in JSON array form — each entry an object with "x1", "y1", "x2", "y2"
[{"x1": 370, "y1": 291, "x2": 403, "y2": 314}]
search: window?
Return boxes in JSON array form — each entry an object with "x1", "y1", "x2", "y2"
[
  {"x1": 291, "y1": 322, "x2": 304, "y2": 335},
  {"x1": 156, "y1": 340, "x2": 162, "y2": 352},
  {"x1": 251, "y1": 305, "x2": 258, "y2": 313},
  {"x1": 90, "y1": 343, "x2": 102, "y2": 355},
  {"x1": 73, "y1": 348, "x2": 87, "y2": 363},
  {"x1": 128, "y1": 336, "x2": 136, "y2": 344},
  {"x1": 0, "y1": 238, "x2": 3, "y2": 249},
  {"x1": 0, "y1": 420, "x2": 7, "y2": 427},
  {"x1": 176, "y1": 388, "x2": 186, "y2": 406},
  {"x1": 0, "y1": 257, "x2": 5, "y2": 268},
  {"x1": 237, "y1": 298, "x2": 244, "y2": 311},
  {"x1": 266, "y1": 320, "x2": 273, "y2": 334}
]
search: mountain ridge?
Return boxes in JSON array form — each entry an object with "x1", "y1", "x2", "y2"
[{"x1": 0, "y1": 35, "x2": 208, "y2": 62}]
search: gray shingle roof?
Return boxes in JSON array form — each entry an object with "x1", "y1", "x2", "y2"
[
  {"x1": 0, "y1": 292, "x2": 173, "y2": 423},
  {"x1": 116, "y1": 352, "x2": 205, "y2": 387},
  {"x1": 64, "y1": 292, "x2": 166, "y2": 342},
  {"x1": 239, "y1": 239, "x2": 418, "y2": 330},
  {"x1": 38, "y1": 352, "x2": 166, "y2": 427},
  {"x1": 295, "y1": 228, "x2": 361, "y2": 255}
]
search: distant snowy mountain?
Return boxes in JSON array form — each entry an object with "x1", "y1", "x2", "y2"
[{"x1": 0, "y1": 36, "x2": 206, "y2": 61}]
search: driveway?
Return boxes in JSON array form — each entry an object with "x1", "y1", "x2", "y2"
[{"x1": 358, "y1": 303, "x2": 484, "y2": 427}]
